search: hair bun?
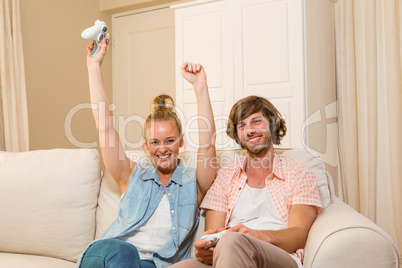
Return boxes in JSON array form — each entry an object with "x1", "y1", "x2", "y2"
[
  {"x1": 151, "y1": 94, "x2": 175, "y2": 113},
  {"x1": 144, "y1": 94, "x2": 182, "y2": 141}
]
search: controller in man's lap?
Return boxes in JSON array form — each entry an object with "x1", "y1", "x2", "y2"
[{"x1": 200, "y1": 230, "x2": 228, "y2": 247}]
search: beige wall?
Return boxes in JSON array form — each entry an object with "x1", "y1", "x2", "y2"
[
  {"x1": 20, "y1": 0, "x2": 112, "y2": 150},
  {"x1": 100, "y1": 0, "x2": 184, "y2": 13},
  {"x1": 305, "y1": 0, "x2": 338, "y2": 191}
]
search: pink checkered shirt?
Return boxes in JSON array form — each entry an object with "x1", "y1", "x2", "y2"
[{"x1": 200, "y1": 154, "x2": 323, "y2": 226}]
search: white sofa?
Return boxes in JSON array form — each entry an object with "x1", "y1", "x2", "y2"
[{"x1": 0, "y1": 148, "x2": 400, "y2": 267}]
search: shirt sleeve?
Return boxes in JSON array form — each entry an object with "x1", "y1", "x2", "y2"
[
  {"x1": 200, "y1": 167, "x2": 229, "y2": 213},
  {"x1": 291, "y1": 164, "x2": 323, "y2": 214}
]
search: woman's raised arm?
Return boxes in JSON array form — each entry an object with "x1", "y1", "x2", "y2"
[
  {"x1": 87, "y1": 39, "x2": 134, "y2": 195},
  {"x1": 180, "y1": 62, "x2": 216, "y2": 206}
]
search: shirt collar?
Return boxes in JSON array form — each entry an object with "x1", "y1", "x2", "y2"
[
  {"x1": 140, "y1": 159, "x2": 183, "y2": 185},
  {"x1": 239, "y1": 153, "x2": 285, "y2": 181}
]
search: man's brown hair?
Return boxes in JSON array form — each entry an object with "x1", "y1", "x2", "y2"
[{"x1": 226, "y1": 96, "x2": 287, "y2": 146}]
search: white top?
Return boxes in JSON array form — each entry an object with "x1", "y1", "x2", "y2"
[
  {"x1": 229, "y1": 184, "x2": 303, "y2": 268},
  {"x1": 119, "y1": 194, "x2": 172, "y2": 260},
  {"x1": 229, "y1": 184, "x2": 284, "y2": 230}
]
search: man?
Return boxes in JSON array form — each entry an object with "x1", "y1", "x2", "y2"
[{"x1": 172, "y1": 96, "x2": 323, "y2": 268}]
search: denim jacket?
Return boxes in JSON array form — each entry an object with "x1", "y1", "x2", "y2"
[{"x1": 77, "y1": 160, "x2": 199, "y2": 268}]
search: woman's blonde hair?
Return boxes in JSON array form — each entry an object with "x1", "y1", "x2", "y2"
[{"x1": 143, "y1": 94, "x2": 183, "y2": 140}]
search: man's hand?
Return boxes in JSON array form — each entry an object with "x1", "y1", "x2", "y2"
[
  {"x1": 195, "y1": 228, "x2": 218, "y2": 265},
  {"x1": 226, "y1": 224, "x2": 270, "y2": 243},
  {"x1": 180, "y1": 62, "x2": 207, "y2": 90},
  {"x1": 226, "y1": 204, "x2": 318, "y2": 253}
]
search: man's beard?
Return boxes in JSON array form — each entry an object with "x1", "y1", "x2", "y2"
[{"x1": 241, "y1": 134, "x2": 272, "y2": 155}]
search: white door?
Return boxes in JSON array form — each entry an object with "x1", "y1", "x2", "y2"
[
  {"x1": 113, "y1": 8, "x2": 175, "y2": 150},
  {"x1": 174, "y1": 1, "x2": 236, "y2": 151},
  {"x1": 173, "y1": 0, "x2": 305, "y2": 149},
  {"x1": 233, "y1": 0, "x2": 305, "y2": 148}
]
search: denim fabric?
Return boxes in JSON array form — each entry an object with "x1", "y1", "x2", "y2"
[
  {"x1": 77, "y1": 160, "x2": 199, "y2": 268},
  {"x1": 81, "y1": 239, "x2": 156, "y2": 268}
]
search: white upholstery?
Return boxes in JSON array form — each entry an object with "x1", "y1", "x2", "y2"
[
  {"x1": 305, "y1": 197, "x2": 400, "y2": 267},
  {"x1": 95, "y1": 168, "x2": 120, "y2": 239},
  {"x1": 0, "y1": 149, "x2": 101, "y2": 262},
  {"x1": 0, "y1": 148, "x2": 399, "y2": 267},
  {"x1": 0, "y1": 253, "x2": 75, "y2": 268}
]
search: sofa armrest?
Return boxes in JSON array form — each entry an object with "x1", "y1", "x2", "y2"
[{"x1": 304, "y1": 197, "x2": 400, "y2": 268}]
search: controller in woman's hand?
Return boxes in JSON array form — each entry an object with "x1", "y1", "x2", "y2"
[{"x1": 81, "y1": 20, "x2": 109, "y2": 57}]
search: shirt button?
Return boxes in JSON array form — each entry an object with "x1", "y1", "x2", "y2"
[
  {"x1": 172, "y1": 227, "x2": 176, "y2": 230},
  {"x1": 228, "y1": 208, "x2": 231, "y2": 212},
  {"x1": 167, "y1": 193, "x2": 171, "y2": 196},
  {"x1": 238, "y1": 187, "x2": 241, "y2": 190},
  {"x1": 171, "y1": 210, "x2": 175, "y2": 214}
]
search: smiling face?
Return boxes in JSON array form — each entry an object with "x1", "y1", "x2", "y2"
[
  {"x1": 145, "y1": 118, "x2": 183, "y2": 171},
  {"x1": 227, "y1": 96, "x2": 287, "y2": 148},
  {"x1": 236, "y1": 112, "x2": 273, "y2": 156}
]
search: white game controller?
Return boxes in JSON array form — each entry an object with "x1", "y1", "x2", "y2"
[
  {"x1": 200, "y1": 230, "x2": 227, "y2": 247},
  {"x1": 81, "y1": 20, "x2": 110, "y2": 57}
]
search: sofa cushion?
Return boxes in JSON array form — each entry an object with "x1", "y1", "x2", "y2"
[
  {"x1": 0, "y1": 149, "x2": 101, "y2": 262},
  {"x1": 95, "y1": 168, "x2": 120, "y2": 239},
  {"x1": 0, "y1": 253, "x2": 75, "y2": 268}
]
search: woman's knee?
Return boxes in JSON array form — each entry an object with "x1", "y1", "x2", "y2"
[
  {"x1": 83, "y1": 239, "x2": 141, "y2": 268},
  {"x1": 105, "y1": 240, "x2": 140, "y2": 265},
  {"x1": 111, "y1": 241, "x2": 138, "y2": 257}
]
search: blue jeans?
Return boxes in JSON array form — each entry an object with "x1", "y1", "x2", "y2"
[{"x1": 80, "y1": 239, "x2": 156, "y2": 268}]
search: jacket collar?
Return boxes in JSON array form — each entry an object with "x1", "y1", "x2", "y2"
[{"x1": 139, "y1": 160, "x2": 183, "y2": 185}]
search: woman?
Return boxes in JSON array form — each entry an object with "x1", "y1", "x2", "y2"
[{"x1": 77, "y1": 39, "x2": 216, "y2": 267}]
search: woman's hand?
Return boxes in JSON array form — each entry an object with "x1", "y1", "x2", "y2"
[
  {"x1": 180, "y1": 62, "x2": 207, "y2": 91},
  {"x1": 87, "y1": 38, "x2": 109, "y2": 68}
]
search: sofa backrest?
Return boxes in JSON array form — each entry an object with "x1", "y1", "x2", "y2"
[{"x1": 0, "y1": 149, "x2": 101, "y2": 262}]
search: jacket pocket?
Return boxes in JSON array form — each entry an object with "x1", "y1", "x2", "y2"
[
  {"x1": 177, "y1": 186, "x2": 197, "y2": 230},
  {"x1": 120, "y1": 195, "x2": 150, "y2": 224}
]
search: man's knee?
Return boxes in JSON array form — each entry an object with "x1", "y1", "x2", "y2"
[
  {"x1": 217, "y1": 232, "x2": 246, "y2": 248},
  {"x1": 213, "y1": 232, "x2": 252, "y2": 267},
  {"x1": 214, "y1": 232, "x2": 246, "y2": 256}
]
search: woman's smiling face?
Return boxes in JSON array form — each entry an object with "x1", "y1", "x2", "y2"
[{"x1": 145, "y1": 118, "x2": 183, "y2": 171}]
